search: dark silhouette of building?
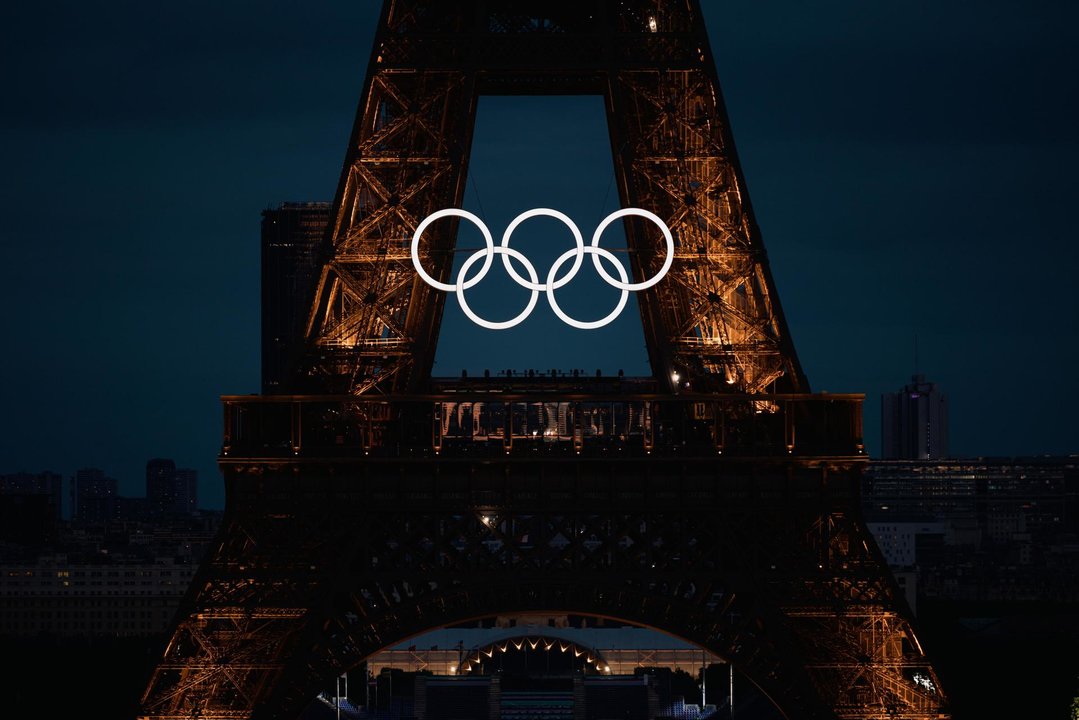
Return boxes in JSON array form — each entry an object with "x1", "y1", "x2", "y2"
[
  {"x1": 863, "y1": 457, "x2": 1079, "y2": 603},
  {"x1": 173, "y1": 467, "x2": 198, "y2": 516},
  {"x1": 0, "y1": 495, "x2": 57, "y2": 546},
  {"x1": 74, "y1": 467, "x2": 119, "y2": 522},
  {"x1": 116, "y1": 495, "x2": 151, "y2": 520},
  {"x1": 881, "y1": 374, "x2": 948, "y2": 459},
  {"x1": 261, "y1": 202, "x2": 331, "y2": 394},
  {"x1": 0, "y1": 471, "x2": 63, "y2": 544},
  {"x1": 146, "y1": 459, "x2": 197, "y2": 517},
  {"x1": 862, "y1": 456, "x2": 1079, "y2": 720},
  {"x1": 146, "y1": 458, "x2": 176, "y2": 518},
  {"x1": 0, "y1": 511, "x2": 223, "y2": 637},
  {"x1": 0, "y1": 471, "x2": 63, "y2": 519}
]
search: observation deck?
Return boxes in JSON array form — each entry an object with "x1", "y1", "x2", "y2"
[{"x1": 221, "y1": 378, "x2": 865, "y2": 463}]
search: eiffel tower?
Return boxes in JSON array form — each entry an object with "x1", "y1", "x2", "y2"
[{"x1": 140, "y1": 2, "x2": 949, "y2": 718}]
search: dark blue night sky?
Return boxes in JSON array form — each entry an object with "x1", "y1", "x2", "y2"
[{"x1": 2, "y1": 1, "x2": 1077, "y2": 509}]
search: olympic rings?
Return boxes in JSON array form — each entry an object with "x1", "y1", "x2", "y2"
[
  {"x1": 548, "y1": 246, "x2": 630, "y2": 330},
  {"x1": 457, "y1": 246, "x2": 540, "y2": 330},
  {"x1": 410, "y1": 207, "x2": 673, "y2": 330},
  {"x1": 411, "y1": 209, "x2": 494, "y2": 292}
]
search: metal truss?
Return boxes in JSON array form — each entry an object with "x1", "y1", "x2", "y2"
[
  {"x1": 140, "y1": 2, "x2": 950, "y2": 719},
  {"x1": 299, "y1": 0, "x2": 805, "y2": 395},
  {"x1": 302, "y1": 60, "x2": 476, "y2": 394},
  {"x1": 609, "y1": 63, "x2": 802, "y2": 393},
  {"x1": 140, "y1": 454, "x2": 947, "y2": 719}
]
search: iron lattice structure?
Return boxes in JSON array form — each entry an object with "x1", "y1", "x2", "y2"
[
  {"x1": 140, "y1": 2, "x2": 950, "y2": 719},
  {"x1": 299, "y1": 0, "x2": 805, "y2": 395}
]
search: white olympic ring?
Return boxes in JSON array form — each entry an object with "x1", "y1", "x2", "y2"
[{"x1": 410, "y1": 207, "x2": 674, "y2": 330}]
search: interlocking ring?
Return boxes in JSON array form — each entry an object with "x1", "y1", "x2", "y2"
[{"x1": 411, "y1": 207, "x2": 674, "y2": 330}]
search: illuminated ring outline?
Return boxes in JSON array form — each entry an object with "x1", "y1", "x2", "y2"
[
  {"x1": 546, "y1": 246, "x2": 630, "y2": 330},
  {"x1": 410, "y1": 207, "x2": 673, "y2": 330},
  {"x1": 499, "y1": 208, "x2": 585, "y2": 291},
  {"x1": 411, "y1": 208, "x2": 494, "y2": 292},
  {"x1": 590, "y1": 207, "x2": 674, "y2": 291},
  {"x1": 456, "y1": 246, "x2": 540, "y2": 330}
]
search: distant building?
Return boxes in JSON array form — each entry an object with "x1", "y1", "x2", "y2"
[
  {"x1": 332, "y1": 617, "x2": 729, "y2": 720},
  {"x1": 370, "y1": 620, "x2": 720, "y2": 677},
  {"x1": 0, "y1": 554, "x2": 196, "y2": 636},
  {"x1": 881, "y1": 374, "x2": 948, "y2": 459},
  {"x1": 146, "y1": 459, "x2": 197, "y2": 517},
  {"x1": 116, "y1": 496, "x2": 151, "y2": 521},
  {"x1": 0, "y1": 495, "x2": 58, "y2": 547},
  {"x1": 146, "y1": 458, "x2": 176, "y2": 517},
  {"x1": 261, "y1": 202, "x2": 331, "y2": 393},
  {"x1": 0, "y1": 512, "x2": 221, "y2": 637},
  {"x1": 173, "y1": 468, "x2": 198, "y2": 516},
  {"x1": 0, "y1": 471, "x2": 63, "y2": 520},
  {"x1": 865, "y1": 521, "x2": 947, "y2": 568},
  {"x1": 865, "y1": 457, "x2": 1079, "y2": 547},
  {"x1": 864, "y1": 457, "x2": 1079, "y2": 606},
  {"x1": 74, "y1": 468, "x2": 118, "y2": 523},
  {"x1": 863, "y1": 518, "x2": 946, "y2": 614},
  {"x1": 0, "y1": 472, "x2": 63, "y2": 545}
]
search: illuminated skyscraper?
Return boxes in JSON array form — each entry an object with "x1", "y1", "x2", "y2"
[{"x1": 881, "y1": 374, "x2": 949, "y2": 459}]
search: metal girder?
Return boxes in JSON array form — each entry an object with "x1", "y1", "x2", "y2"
[
  {"x1": 302, "y1": 63, "x2": 476, "y2": 394},
  {"x1": 140, "y1": 453, "x2": 948, "y2": 720},
  {"x1": 139, "y1": 3, "x2": 950, "y2": 719},
  {"x1": 294, "y1": 0, "x2": 806, "y2": 395}
]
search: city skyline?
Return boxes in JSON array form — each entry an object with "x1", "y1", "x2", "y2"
[{"x1": 2, "y1": 1, "x2": 1077, "y2": 509}]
